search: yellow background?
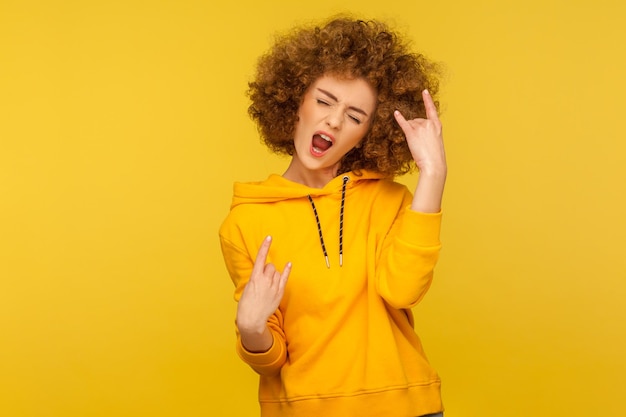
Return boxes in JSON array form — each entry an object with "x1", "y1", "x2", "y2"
[{"x1": 1, "y1": 0, "x2": 625, "y2": 416}]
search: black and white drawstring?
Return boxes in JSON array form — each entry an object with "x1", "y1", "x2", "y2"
[
  {"x1": 339, "y1": 175, "x2": 348, "y2": 266},
  {"x1": 307, "y1": 175, "x2": 349, "y2": 269}
]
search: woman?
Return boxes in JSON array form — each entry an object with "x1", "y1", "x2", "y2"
[{"x1": 219, "y1": 17, "x2": 446, "y2": 417}]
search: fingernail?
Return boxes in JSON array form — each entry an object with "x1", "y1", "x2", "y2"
[
  {"x1": 266, "y1": 235, "x2": 272, "y2": 241},
  {"x1": 424, "y1": 89, "x2": 430, "y2": 95}
]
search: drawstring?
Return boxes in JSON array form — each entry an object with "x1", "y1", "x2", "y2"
[
  {"x1": 307, "y1": 176, "x2": 349, "y2": 268},
  {"x1": 307, "y1": 194, "x2": 330, "y2": 268},
  {"x1": 339, "y1": 175, "x2": 348, "y2": 266}
]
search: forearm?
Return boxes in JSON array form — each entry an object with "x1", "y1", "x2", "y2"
[{"x1": 411, "y1": 167, "x2": 447, "y2": 213}]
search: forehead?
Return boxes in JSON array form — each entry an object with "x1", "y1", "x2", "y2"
[{"x1": 308, "y1": 74, "x2": 377, "y2": 111}]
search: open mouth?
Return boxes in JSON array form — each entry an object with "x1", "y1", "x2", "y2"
[{"x1": 311, "y1": 133, "x2": 333, "y2": 155}]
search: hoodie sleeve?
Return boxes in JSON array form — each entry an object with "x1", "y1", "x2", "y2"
[
  {"x1": 375, "y1": 189, "x2": 443, "y2": 310},
  {"x1": 219, "y1": 229, "x2": 288, "y2": 376}
]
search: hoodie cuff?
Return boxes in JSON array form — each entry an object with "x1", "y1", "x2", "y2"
[
  {"x1": 397, "y1": 207, "x2": 442, "y2": 248},
  {"x1": 236, "y1": 330, "x2": 286, "y2": 372}
]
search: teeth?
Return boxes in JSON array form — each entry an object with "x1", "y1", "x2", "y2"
[{"x1": 320, "y1": 134, "x2": 332, "y2": 142}]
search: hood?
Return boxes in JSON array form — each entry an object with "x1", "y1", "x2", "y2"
[
  {"x1": 230, "y1": 170, "x2": 385, "y2": 209},
  {"x1": 230, "y1": 170, "x2": 387, "y2": 268}
]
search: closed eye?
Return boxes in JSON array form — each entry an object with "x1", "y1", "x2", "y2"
[
  {"x1": 348, "y1": 114, "x2": 362, "y2": 124},
  {"x1": 316, "y1": 99, "x2": 330, "y2": 106}
]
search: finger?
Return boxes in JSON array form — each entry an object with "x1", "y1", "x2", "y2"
[
  {"x1": 277, "y1": 262, "x2": 291, "y2": 295},
  {"x1": 422, "y1": 90, "x2": 441, "y2": 124},
  {"x1": 264, "y1": 262, "x2": 277, "y2": 279},
  {"x1": 393, "y1": 110, "x2": 412, "y2": 135},
  {"x1": 252, "y1": 236, "x2": 272, "y2": 275}
]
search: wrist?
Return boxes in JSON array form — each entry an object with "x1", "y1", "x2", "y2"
[
  {"x1": 417, "y1": 163, "x2": 447, "y2": 179},
  {"x1": 236, "y1": 315, "x2": 268, "y2": 335},
  {"x1": 238, "y1": 322, "x2": 273, "y2": 353}
]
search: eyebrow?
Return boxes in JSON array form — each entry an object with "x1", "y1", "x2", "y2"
[{"x1": 317, "y1": 88, "x2": 370, "y2": 117}]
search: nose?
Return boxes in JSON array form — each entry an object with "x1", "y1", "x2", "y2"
[{"x1": 325, "y1": 108, "x2": 343, "y2": 130}]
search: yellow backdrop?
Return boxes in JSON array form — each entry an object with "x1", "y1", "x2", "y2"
[{"x1": 1, "y1": 0, "x2": 625, "y2": 416}]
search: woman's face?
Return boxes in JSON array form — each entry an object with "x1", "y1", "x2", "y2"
[{"x1": 289, "y1": 74, "x2": 377, "y2": 182}]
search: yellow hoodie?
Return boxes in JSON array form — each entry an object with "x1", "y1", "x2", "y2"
[{"x1": 219, "y1": 171, "x2": 443, "y2": 417}]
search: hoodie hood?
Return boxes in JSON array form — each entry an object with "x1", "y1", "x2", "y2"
[
  {"x1": 230, "y1": 170, "x2": 386, "y2": 209},
  {"x1": 230, "y1": 170, "x2": 388, "y2": 268}
]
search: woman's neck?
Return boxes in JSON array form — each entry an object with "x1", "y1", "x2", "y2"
[{"x1": 282, "y1": 158, "x2": 338, "y2": 189}]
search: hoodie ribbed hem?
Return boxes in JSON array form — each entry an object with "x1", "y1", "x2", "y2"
[{"x1": 259, "y1": 380, "x2": 443, "y2": 417}]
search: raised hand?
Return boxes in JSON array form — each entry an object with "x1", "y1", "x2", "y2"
[
  {"x1": 394, "y1": 89, "x2": 447, "y2": 213},
  {"x1": 236, "y1": 236, "x2": 291, "y2": 351},
  {"x1": 393, "y1": 89, "x2": 446, "y2": 177}
]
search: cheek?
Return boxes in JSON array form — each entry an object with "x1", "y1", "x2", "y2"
[
  {"x1": 298, "y1": 101, "x2": 315, "y2": 120},
  {"x1": 353, "y1": 126, "x2": 370, "y2": 142}
]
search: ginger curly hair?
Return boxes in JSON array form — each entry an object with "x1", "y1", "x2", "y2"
[{"x1": 247, "y1": 17, "x2": 441, "y2": 177}]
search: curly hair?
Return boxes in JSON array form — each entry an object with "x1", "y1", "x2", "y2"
[{"x1": 247, "y1": 16, "x2": 441, "y2": 177}]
